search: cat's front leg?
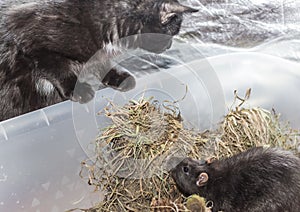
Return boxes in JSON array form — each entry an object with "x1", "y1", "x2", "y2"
[
  {"x1": 70, "y1": 81, "x2": 95, "y2": 103},
  {"x1": 34, "y1": 51, "x2": 95, "y2": 103},
  {"x1": 101, "y1": 64, "x2": 136, "y2": 92},
  {"x1": 35, "y1": 51, "x2": 136, "y2": 104},
  {"x1": 83, "y1": 50, "x2": 136, "y2": 92},
  {"x1": 52, "y1": 72, "x2": 95, "y2": 104}
]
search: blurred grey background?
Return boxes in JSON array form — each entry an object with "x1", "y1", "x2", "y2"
[{"x1": 179, "y1": 0, "x2": 300, "y2": 62}]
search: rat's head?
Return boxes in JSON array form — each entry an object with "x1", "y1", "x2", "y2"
[
  {"x1": 170, "y1": 157, "x2": 209, "y2": 197},
  {"x1": 138, "y1": 0, "x2": 198, "y2": 53}
]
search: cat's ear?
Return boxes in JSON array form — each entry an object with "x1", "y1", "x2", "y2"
[{"x1": 160, "y1": 2, "x2": 198, "y2": 25}]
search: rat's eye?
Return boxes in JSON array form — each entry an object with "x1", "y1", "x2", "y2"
[{"x1": 183, "y1": 166, "x2": 189, "y2": 173}]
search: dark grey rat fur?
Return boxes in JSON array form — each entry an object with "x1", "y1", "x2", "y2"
[
  {"x1": 0, "y1": 0, "x2": 197, "y2": 121},
  {"x1": 170, "y1": 147, "x2": 300, "y2": 212}
]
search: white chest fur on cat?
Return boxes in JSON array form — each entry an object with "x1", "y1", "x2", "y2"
[{"x1": 35, "y1": 79, "x2": 55, "y2": 96}]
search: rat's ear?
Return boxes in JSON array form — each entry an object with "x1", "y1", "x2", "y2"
[
  {"x1": 196, "y1": 172, "x2": 208, "y2": 187},
  {"x1": 160, "y1": 2, "x2": 198, "y2": 25}
]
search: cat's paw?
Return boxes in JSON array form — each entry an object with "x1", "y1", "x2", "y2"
[
  {"x1": 102, "y1": 67, "x2": 136, "y2": 92},
  {"x1": 71, "y1": 81, "x2": 95, "y2": 103}
]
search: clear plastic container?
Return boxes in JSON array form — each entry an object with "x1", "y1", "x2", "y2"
[{"x1": 1, "y1": 51, "x2": 300, "y2": 211}]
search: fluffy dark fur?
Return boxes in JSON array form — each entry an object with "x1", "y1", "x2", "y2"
[
  {"x1": 0, "y1": 0, "x2": 197, "y2": 121},
  {"x1": 170, "y1": 147, "x2": 300, "y2": 212}
]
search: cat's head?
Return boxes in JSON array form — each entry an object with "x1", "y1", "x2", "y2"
[
  {"x1": 137, "y1": 0, "x2": 198, "y2": 53},
  {"x1": 140, "y1": 0, "x2": 198, "y2": 35}
]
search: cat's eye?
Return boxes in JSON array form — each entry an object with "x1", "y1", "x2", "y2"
[{"x1": 183, "y1": 166, "x2": 189, "y2": 173}]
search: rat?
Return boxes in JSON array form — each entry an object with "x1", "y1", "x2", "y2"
[
  {"x1": 0, "y1": 0, "x2": 197, "y2": 121},
  {"x1": 170, "y1": 147, "x2": 300, "y2": 212}
]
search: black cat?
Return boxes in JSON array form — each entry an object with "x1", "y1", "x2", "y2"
[{"x1": 0, "y1": 0, "x2": 197, "y2": 121}]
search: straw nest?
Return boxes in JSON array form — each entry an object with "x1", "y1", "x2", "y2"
[{"x1": 77, "y1": 89, "x2": 299, "y2": 212}]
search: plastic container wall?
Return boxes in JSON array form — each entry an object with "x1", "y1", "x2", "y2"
[{"x1": 1, "y1": 52, "x2": 300, "y2": 211}]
